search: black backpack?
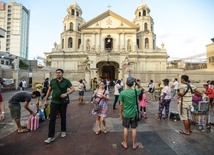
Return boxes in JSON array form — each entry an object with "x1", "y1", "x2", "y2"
[{"x1": 19, "y1": 81, "x2": 22, "y2": 87}]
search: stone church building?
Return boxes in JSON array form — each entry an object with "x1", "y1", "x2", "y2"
[{"x1": 44, "y1": 2, "x2": 168, "y2": 82}]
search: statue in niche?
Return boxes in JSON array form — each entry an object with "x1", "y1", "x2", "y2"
[
  {"x1": 127, "y1": 43, "x2": 131, "y2": 51},
  {"x1": 12, "y1": 56, "x2": 19, "y2": 71},
  {"x1": 87, "y1": 44, "x2": 90, "y2": 51},
  {"x1": 123, "y1": 57, "x2": 130, "y2": 72},
  {"x1": 84, "y1": 56, "x2": 90, "y2": 71}
]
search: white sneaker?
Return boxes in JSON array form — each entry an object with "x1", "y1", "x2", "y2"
[
  {"x1": 61, "y1": 132, "x2": 66, "y2": 138},
  {"x1": 44, "y1": 137, "x2": 55, "y2": 144}
]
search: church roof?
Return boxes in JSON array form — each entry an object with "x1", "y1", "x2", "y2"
[{"x1": 80, "y1": 10, "x2": 138, "y2": 29}]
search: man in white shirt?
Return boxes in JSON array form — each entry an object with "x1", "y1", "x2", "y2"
[
  {"x1": 171, "y1": 78, "x2": 179, "y2": 98},
  {"x1": 21, "y1": 79, "x2": 27, "y2": 90}
]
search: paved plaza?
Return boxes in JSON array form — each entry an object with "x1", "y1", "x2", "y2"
[{"x1": 0, "y1": 88, "x2": 214, "y2": 155}]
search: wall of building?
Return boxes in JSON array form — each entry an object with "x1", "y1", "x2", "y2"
[{"x1": 206, "y1": 43, "x2": 214, "y2": 69}]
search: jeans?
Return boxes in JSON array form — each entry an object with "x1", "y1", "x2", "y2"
[
  {"x1": 113, "y1": 95, "x2": 119, "y2": 109},
  {"x1": 48, "y1": 103, "x2": 68, "y2": 137}
]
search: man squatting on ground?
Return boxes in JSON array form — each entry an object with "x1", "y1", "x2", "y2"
[{"x1": 8, "y1": 91, "x2": 41, "y2": 133}]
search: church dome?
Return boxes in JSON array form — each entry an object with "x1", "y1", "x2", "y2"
[
  {"x1": 134, "y1": 2, "x2": 150, "y2": 15},
  {"x1": 67, "y1": 1, "x2": 82, "y2": 15}
]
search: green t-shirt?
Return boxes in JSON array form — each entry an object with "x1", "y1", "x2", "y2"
[
  {"x1": 119, "y1": 88, "x2": 142, "y2": 118},
  {"x1": 50, "y1": 78, "x2": 72, "y2": 104}
]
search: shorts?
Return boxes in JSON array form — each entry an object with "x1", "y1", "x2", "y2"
[
  {"x1": 148, "y1": 88, "x2": 154, "y2": 93},
  {"x1": 122, "y1": 117, "x2": 138, "y2": 129},
  {"x1": 79, "y1": 91, "x2": 84, "y2": 96},
  {"x1": 0, "y1": 93, "x2": 3, "y2": 102},
  {"x1": 177, "y1": 103, "x2": 192, "y2": 121},
  {"x1": 8, "y1": 103, "x2": 21, "y2": 119}
]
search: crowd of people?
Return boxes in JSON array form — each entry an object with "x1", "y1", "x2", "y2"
[{"x1": 1, "y1": 71, "x2": 214, "y2": 150}]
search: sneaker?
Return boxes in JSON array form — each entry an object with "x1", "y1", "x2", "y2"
[
  {"x1": 61, "y1": 132, "x2": 66, "y2": 138},
  {"x1": 143, "y1": 114, "x2": 147, "y2": 119},
  {"x1": 44, "y1": 137, "x2": 55, "y2": 144}
]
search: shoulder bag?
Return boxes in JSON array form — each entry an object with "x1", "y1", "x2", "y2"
[{"x1": 56, "y1": 80, "x2": 70, "y2": 104}]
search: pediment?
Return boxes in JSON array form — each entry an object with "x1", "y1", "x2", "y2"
[{"x1": 80, "y1": 10, "x2": 138, "y2": 29}]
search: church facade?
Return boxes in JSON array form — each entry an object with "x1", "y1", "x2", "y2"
[{"x1": 44, "y1": 2, "x2": 169, "y2": 81}]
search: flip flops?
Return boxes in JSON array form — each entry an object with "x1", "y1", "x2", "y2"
[
  {"x1": 179, "y1": 130, "x2": 190, "y2": 135},
  {"x1": 121, "y1": 141, "x2": 128, "y2": 149},
  {"x1": 133, "y1": 143, "x2": 139, "y2": 150},
  {"x1": 18, "y1": 128, "x2": 29, "y2": 133}
]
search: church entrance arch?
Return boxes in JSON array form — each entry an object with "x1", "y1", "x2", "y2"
[{"x1": 96, "y1": 61, "x2": 119, "y2": 81}]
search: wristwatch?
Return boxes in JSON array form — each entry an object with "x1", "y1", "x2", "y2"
[{"x1": 1, "y1": 112, "x2": 5, "y2": 114}]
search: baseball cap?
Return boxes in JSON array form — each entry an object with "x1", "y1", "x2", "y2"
[
  {"x1": 126, "y1": 76, "x2": 135, "y2": 86},
  {"x1": 162, "y1": 78, "x2": 169, "y2": 83}
]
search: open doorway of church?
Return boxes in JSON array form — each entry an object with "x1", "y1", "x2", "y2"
[
  {"x1": 96, "y1": 61, "x2": 119, "y2": 86},
  {"x1": 102, "y1": 66, "x2": 115, "y2": 80}
]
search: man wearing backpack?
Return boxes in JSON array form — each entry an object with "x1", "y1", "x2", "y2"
[{"x1": 178, "y1": 75, "x2": 201, "y2": 135}]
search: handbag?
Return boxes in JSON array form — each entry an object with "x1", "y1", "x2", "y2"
[
  {"x1": 93, "y1": 90, "x2": 105, "y2": 111},
  {"x1": 135, "y1": 89, "x2": 142, "y2": 121},
  {"x1": 56, "y1": 81, "x2": 70, "y2": 104}
]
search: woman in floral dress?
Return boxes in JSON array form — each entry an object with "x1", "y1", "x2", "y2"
[{"x1": 92, "y1": 80, "x2": 109, "y2": 135}]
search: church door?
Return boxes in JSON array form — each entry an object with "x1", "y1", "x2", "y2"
[{"x1": 102, "y1": 66, "x2": 115, "y2": 80}]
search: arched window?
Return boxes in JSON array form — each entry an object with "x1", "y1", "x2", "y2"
[
  {"x1": 144, "y1": 23, "x2": 148, "y2": 31},
  {"x1": 76, "y1": 11, "x2": 79, "y2": 16},
  {"x1": 64, "y1": 25, "x2": 66, "y2": 31},
  {"x1": 145, "y1": 38, "x2": 149, "y2": 48},
  {"x1": 143, "y1": 10, "x2": 146, "y2": 16},
  {"x1": 138, "y1": 12, "x2": 141, "y2": 17},
  {"x1": 62, "y1": 39, "x2": 64, "y2": 49},
  {"x1": 151, "y1": 25, "x2": 153, "y2": 32},
  {"x1": 72, "y1": 9, "x2": 75, "y2": 15},
  {"x1": 68, "y1": 37, "x2": 73, "y2": 48},
  {"x1": 70, "y1": 22, "x2": 73, "y2": 30},
  {"x1": 78, "y1": 39, "x2": 81, "y2": 49},
  {"x1": 137, "y1": 39, "x2": 139, "y2": 48}
]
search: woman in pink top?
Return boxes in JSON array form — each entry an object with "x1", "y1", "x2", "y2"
[{"x1": 138, "y1": 89, "x2": 150, "y2": 119}]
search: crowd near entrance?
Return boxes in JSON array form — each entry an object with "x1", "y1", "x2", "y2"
[{"x1": 96, "y1": 61, "x2": 120, "y2": 85}]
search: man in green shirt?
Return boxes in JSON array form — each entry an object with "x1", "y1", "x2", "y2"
[
  {"x1": 119, "y1": 76, "x2": 142, "y2": 150},
  {"x1": 44, "y1": 69, "x2": 75, "y2": 144}
]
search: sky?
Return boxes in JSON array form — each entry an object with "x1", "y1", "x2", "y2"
[{"x1": 2, "y1": 0, "x2": 214, "y2": 60}]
